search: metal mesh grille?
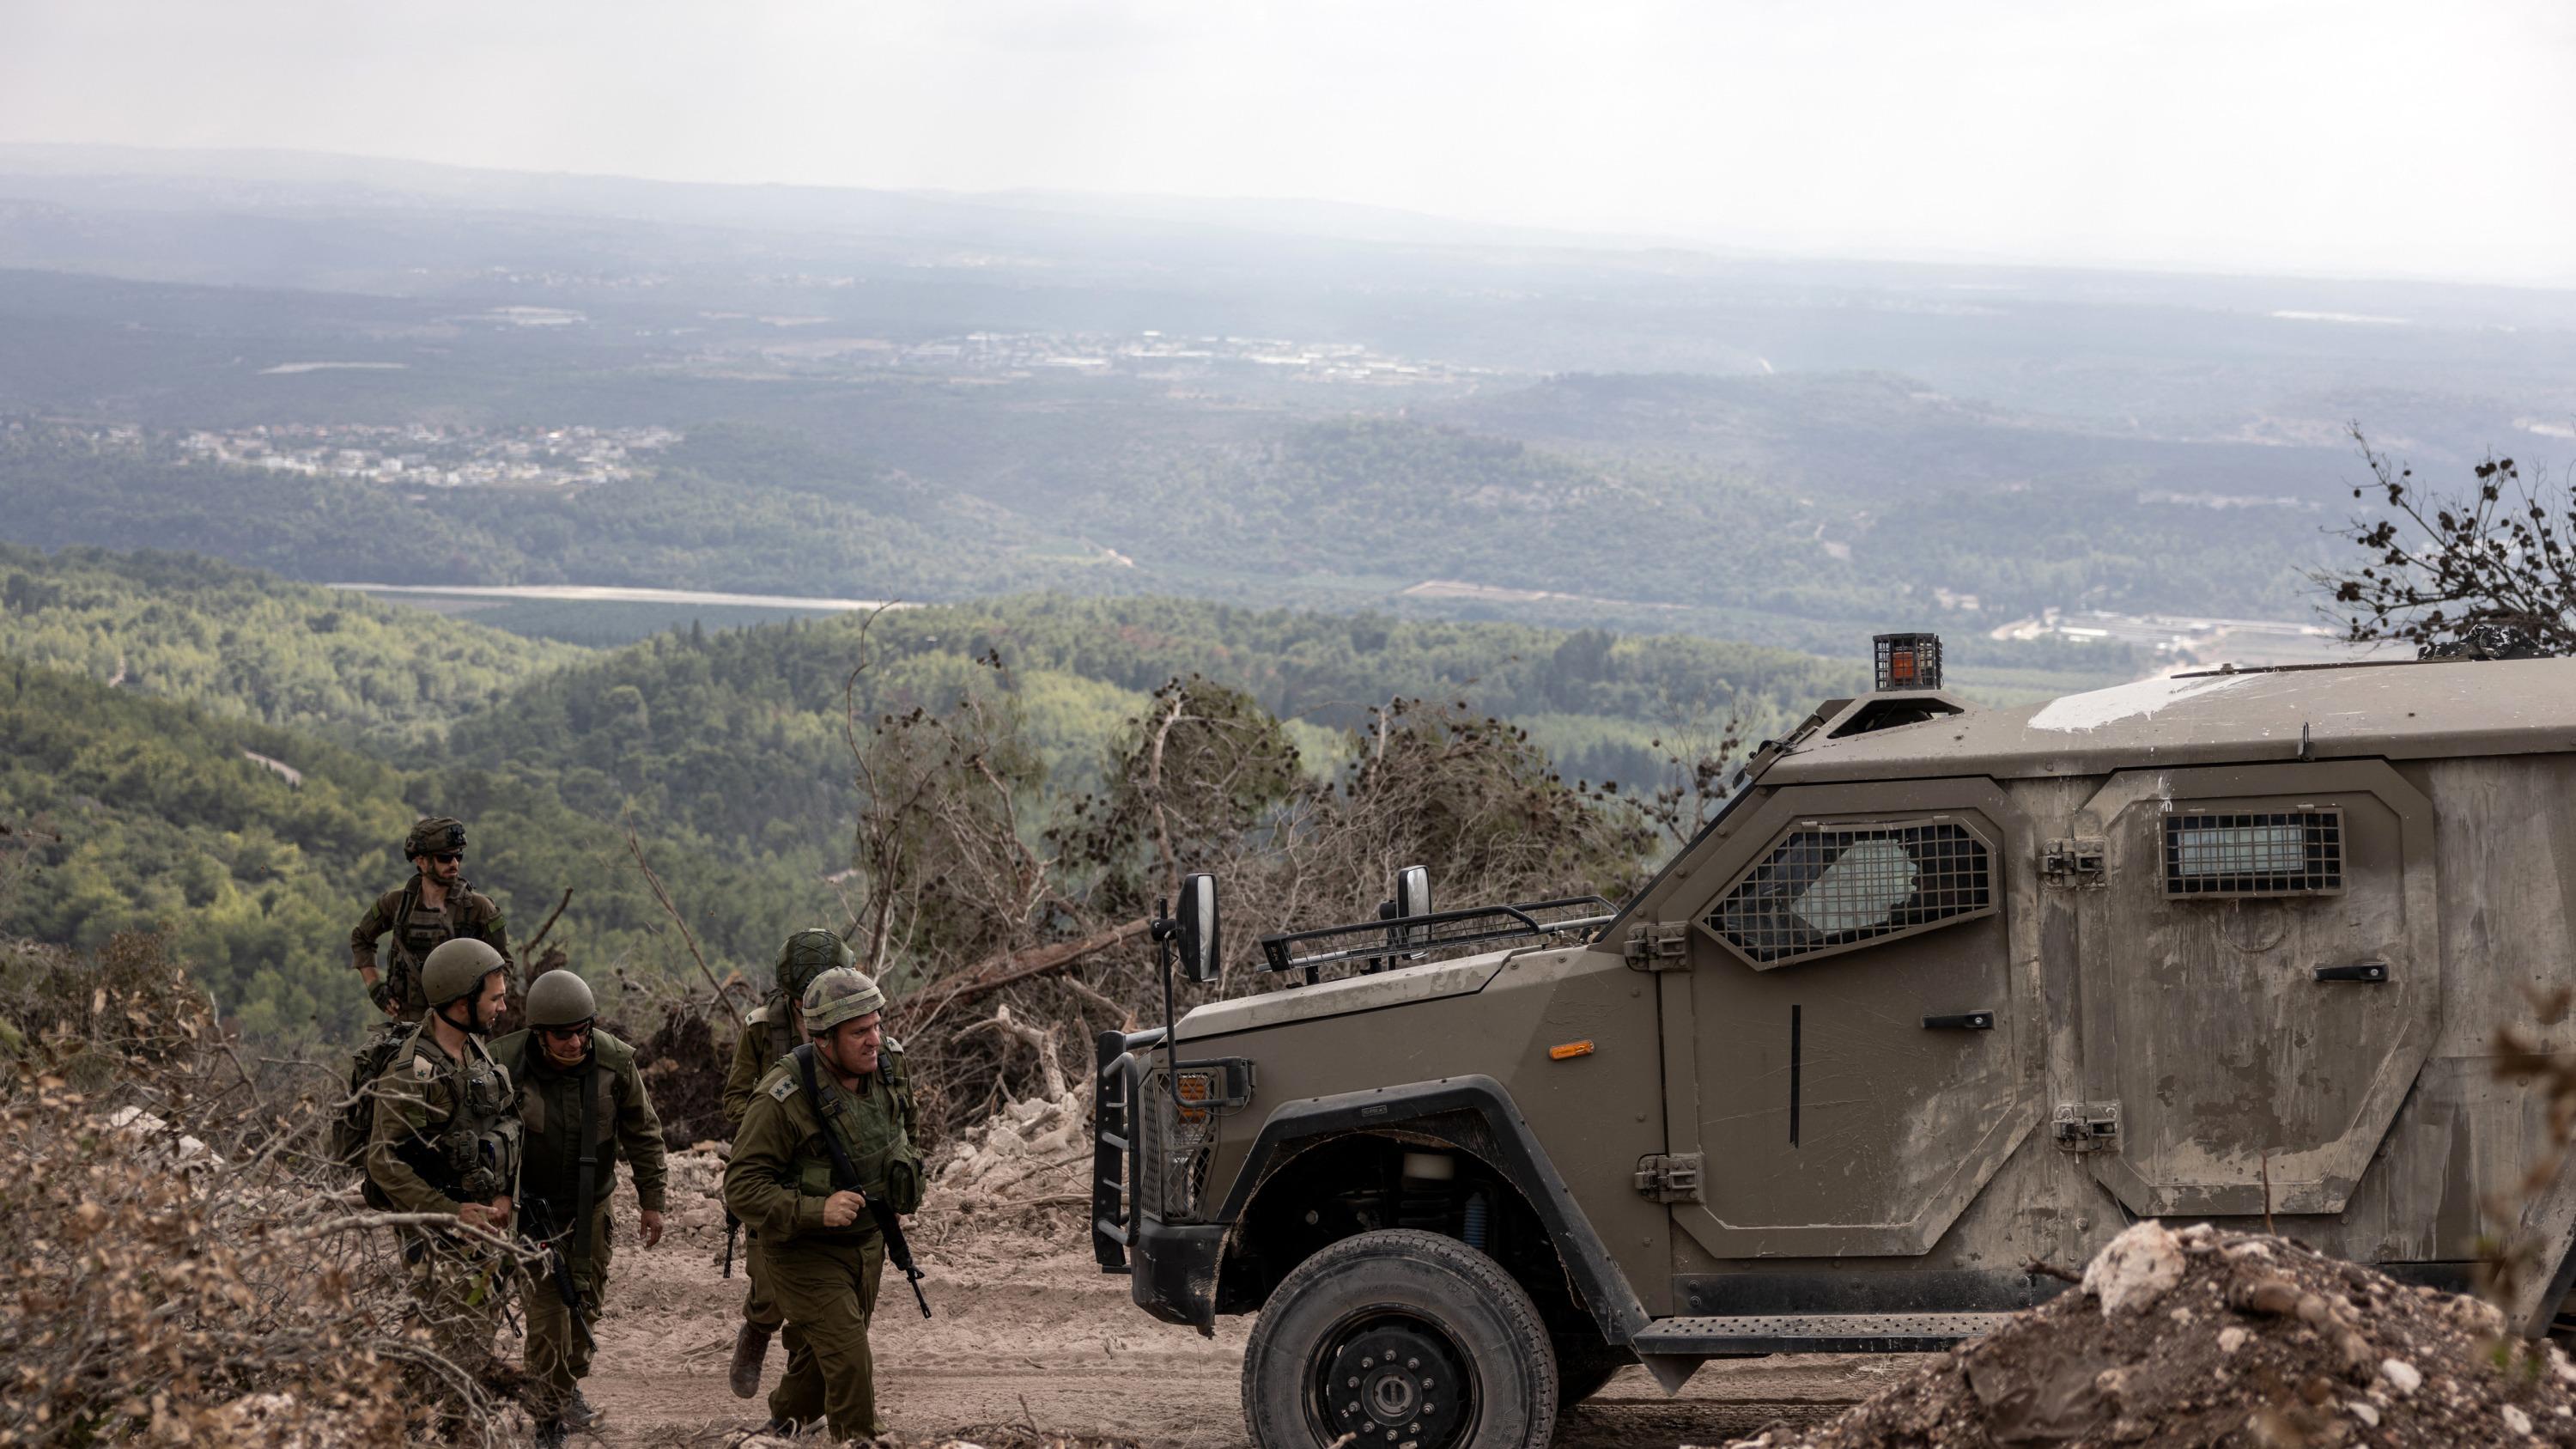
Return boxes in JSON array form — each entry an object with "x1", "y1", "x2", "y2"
[
  {"x1": 1133, "y1": 1069, "x2": 1211, "y2": 1221},
  {"x1": 2164, "y1": 810, "x2": 2342, "y2": 897},
  {"x1": 1707, "y1": 820, "x2": 1992, "y2": 965}
]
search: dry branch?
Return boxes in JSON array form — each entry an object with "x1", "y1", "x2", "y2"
[
  {"x1": 626, "y1": 831, "x2": 743, "y2": 1029},
  {"x1": 901, "y1": 916, "x2": 1151, "y2": 1016}
]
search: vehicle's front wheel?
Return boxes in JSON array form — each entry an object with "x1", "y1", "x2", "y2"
[{"x1": 1242, "y1": 1228, "x2": 1558, "y2": 1449}]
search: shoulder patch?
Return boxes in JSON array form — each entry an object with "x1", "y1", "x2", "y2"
[
  {"x1": 412, "y1": 1052, "x2": 434, "y2": 1081},
  {"x1": 769, "y1": 1076, "x2": 797, "y2": 1101},
  {"x1": 882, "y1": 1034, "x2": 904, "y2": 1055},
  {"x1": 746, "y1": 1003, "x2": 772, "y2": 1027}
]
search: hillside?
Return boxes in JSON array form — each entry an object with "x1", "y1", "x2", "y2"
[
  {"x1": 0, "y1": 662, "x2": 840, "y2": 1044},
  {"x1": 445, "y1": 593, "x2": 1877, "y2": 860},
  {"x1": 0, "y1": 543, "x2": 583, "y2": 749}
]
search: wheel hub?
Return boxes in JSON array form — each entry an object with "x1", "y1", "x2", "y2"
[{"x1": 1320, "y1": 1321, "x2": 1469, "y2": 1449}]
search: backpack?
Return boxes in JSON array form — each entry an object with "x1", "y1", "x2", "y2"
[{"x1": 329, "y1": 1020, "x2": 421, "y2": 1172}]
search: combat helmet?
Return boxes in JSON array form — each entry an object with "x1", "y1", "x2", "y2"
[
  {"x1": 525, "y1": 969, "x2": 596, "y2": 1029},
  {"x1": 775, "y1": 928, "x2": 857, "y2": 1001},
  {"x1": 801, "y1": 966, "x2": 886, "y2": 1035},
  {"x1": 404, "y1": 816, "x2": 467, "y2": 859},
  {"x1": 422, "y1": 937, "x2": 506, "y2": 1008}
]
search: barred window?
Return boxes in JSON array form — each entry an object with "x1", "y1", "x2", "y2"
[
  {"x1": 2164, "y1": 810, "x2": 2342, "y2": 897},
  {"x1": 1705, "y1": 819, "x2": 1995, "y2": 965}
]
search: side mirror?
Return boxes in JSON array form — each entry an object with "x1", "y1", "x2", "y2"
[
  {"x1": 1394, "y1": 865, "x2": 1431, "y2": 956},
  {"x1": 1176, "y1": 872, "x2": 1221, "y2": 985}
]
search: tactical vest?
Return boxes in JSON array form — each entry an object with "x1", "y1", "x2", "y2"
[
  {"x1": 371, "y1": 1030, "x2": 522, "y2": 1210},
  {"x1": 790, "y1": 1044, "x2": 925, "y2": 1216},
  {"x1": 385, "y1": 882, "x2": 483, "y2": 1013},
  {"x1": 490, "y1": 1032, "x2": 624, "y2": 1221}
]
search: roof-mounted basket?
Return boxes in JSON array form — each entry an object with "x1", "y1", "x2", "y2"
[{"x1": 1257, "y1": 895, "x2": 1618, "y2": 983}]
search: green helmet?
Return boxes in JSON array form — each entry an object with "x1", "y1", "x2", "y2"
[
  {"x1": 404, "y1": 816, "x2": 467, "y2": 859},
  {"x1": 421, "y1": 938, "x2": 505, "y2": 1008},
  {"x1": 775, "y1": 928, "x2": 857, "y2": 1000},
  {"x1": 800, "y1": 966, "x2": 885, "y2": 1036},
  {"x1": 525, "y1": 969, "x2": 596, "y2": 1029}
]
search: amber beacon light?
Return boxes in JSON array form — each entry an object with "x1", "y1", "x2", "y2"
[{"x1": 1874, "y1": 632, "x2": 1942, "y2": 691}]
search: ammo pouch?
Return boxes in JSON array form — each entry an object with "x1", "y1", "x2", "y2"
[{"x1": 884, "y1": 1150, "x2": 924, "y2": 1215}]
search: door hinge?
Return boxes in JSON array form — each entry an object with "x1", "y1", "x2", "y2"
[
  {"x1": 1624, "y1": 922, "x2": 1692, "y2": 971},
  {"x1": 1633, "y1": 1152, "x2": 1705, "y2": 1204},
  {"x1": 2051, "y1": 1100, "x2": 2121, "y2": 1153},
  {"x1": 2042, "y1": 837, "x2": 2106, "y2": 888}
]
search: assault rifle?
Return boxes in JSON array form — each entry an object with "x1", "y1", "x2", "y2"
[
  {"x1": 521, "y1": 1198, "x2": 598, "y2": 1354},
  {"x1": 794, "y1": 1044, "x2": 932, "y2": 1318},
  {"x1": 722, "y1": 1208, "x2": 740, "y2": 1277}
]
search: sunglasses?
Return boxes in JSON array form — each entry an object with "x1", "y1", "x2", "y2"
[{"x1": 429, "y1": 852, "x2": 462, "y2": 864}]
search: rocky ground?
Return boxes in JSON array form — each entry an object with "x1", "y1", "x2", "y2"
[{"x1": 1725, "y1": 1221, "x2": 2576, "y2": 1449}]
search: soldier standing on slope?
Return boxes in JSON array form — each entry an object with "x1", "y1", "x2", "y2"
[
  {"x1": 490, "y1": 969, "x2": 669, "y2": 1448},
  {"x1": 363, "y1": 938, "x2": 521, "y2": 1419},
  {"x1": 723, "y1": 966, "x2": 927, "y2": 1441},
  {"x1": 350, "y1": 816, "x2": 513, "y2": 1020},
  {"x1": 720, "y1": 928, "x2": 854, "y2": 1397}
]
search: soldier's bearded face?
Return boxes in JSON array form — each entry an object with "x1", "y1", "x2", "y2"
[
  {"x1": 823, "y1": 1013, "x2": 883, "y2": 1078},
  {"x1": 468, "y1": 971, "x2": 507, "y2": 1035},
  {"x1": 416, "y1": 852, "x2": 463, "y2": 886}
]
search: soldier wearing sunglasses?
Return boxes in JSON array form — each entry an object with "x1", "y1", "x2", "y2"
[{"x1": 350, "y1": 816, "x2": 514, "y2": 1020}]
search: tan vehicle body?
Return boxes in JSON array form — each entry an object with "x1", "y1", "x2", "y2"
[{"x1": 1097, "y1": 656, "x2": 2576, "y2": 1436}]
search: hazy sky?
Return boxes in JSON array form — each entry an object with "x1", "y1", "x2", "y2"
[{"x1": 4, "y1": 0, "x2": 2572, "y2": 285}]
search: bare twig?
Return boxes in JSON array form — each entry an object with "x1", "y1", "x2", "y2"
[
  {"x1": 519, "y1": 887, "x2": 574, "y2": 962},
  {"x1": 625, "y1": 831, "x2": 743, "y2": 1028}
]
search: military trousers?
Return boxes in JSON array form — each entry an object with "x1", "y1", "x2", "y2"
[
  {"x1": 523, "y1": 1208, "x2": 614, "y2": 1424},
  {"x1": 741, "y1": 1226, "x2": 784, "y2": 1330},
  {"x1": 397, "y1": 1228, "x2": 506, "y2": 1400},
  {"x1": 766, "y1": 1233, "x2": 886, "y2": 1440}
]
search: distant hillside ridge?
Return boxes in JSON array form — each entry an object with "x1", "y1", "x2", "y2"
[{"x1": 0, "y1": 541, "x2": 585, "y2": 750}]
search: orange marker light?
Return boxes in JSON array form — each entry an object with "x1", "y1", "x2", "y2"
[{"x1": 1547, "y1": 1040, "x2": 1595, "y2": 1062}]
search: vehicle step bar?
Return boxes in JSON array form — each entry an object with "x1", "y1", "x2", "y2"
[{"x1": 1631, "y1": 1311, "x2": 2014, "y2": 1357}]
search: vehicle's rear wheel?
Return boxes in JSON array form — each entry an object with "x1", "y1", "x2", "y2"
[{"x1": 1242, "y1": 1228, "x2": 1558, "y2": 1449}]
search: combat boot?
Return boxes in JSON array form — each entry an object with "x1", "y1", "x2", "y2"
[
  {"x1": 730, "y1": 1321, "x2": 775, "y2": 1398},
  {"x1": 566, "y1": 1389, "x2": 602, "y2": 1429}
]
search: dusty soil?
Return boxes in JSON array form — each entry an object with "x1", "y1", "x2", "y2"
[
  {"x1": 1728, "y1": 1221, "x2": 2576, "y2": 1449},
  {"x1": 537, "y1": 1148, "x2": 1896, "y2": 1447}
]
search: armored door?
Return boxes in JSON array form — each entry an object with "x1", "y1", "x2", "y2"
[
  {"x1": 1664, "y1": 778, "x2": 2038, "y2": 1258},
  {"x1": 2069, "y1": 761, "x2": 2439, "y2": 1218}
]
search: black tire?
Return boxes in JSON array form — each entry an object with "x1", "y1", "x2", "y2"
[{"x1": 1242, "y1": 1228, "x2": 1558, "y2": 1449}]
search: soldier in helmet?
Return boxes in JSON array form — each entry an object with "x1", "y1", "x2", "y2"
[
  {"x1": 720, "y1": 928, "x2": 854, "y2": 1397},
  {"x1": 350, "y1": 816, "x2": 513, "y2": 1020},
  {"x1": 722, "y1": 966, "x2": 927, "y2": 1441},
  {"x1": 491, "y1": 969, "x2": 668, "y2": 1447},
  {"x1": 363, "y1": 938, "x2": 522, "y2": 1409}
]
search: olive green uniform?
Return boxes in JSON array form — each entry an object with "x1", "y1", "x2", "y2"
[
  {"x1": 721, "y1": 998, "x2": 799, "y2": 1332},
  {"x1": 490, "y1": 1026, "x2": 666, "y2": 1426},
  {"x1": 350, "y1": 878, "x2": 513, "y2": 1020},
  {"x1": 721, "y1": 1046, "x2": 923, "y2": 1440},
  {"x1": 363, "y1": 1028, "x2": 521, "y2": 1388}
]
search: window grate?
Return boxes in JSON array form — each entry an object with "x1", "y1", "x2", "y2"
[
  {"x1": 1706, "y1": 820, "x2": 1993, "y2": 965},
  {"x1": 2164, "y1": 810, "x2": 2342, "y2": 897}
]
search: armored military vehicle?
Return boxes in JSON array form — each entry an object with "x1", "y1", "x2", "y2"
[{"x1": 1091, "y1": 638, "x2": 2576, "y2": 1449}]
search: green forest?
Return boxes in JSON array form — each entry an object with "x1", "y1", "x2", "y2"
[{"x1": 0, "y1": 545, "x2": 1906, "y2": 1048}]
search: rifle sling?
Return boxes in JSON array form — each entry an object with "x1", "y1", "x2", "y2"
[
  {"x1": 570, "y1": 1055, "x2": 603, "y2": 1264},
  {"x1": 793, "y1": 1044, "x2": 869, "y2": 1201}
]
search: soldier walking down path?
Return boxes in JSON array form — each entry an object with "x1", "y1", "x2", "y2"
[
  {"x1": 492, "y1": 969, "x2": 669, "y2": 1448},
  {"x1": 720, "y1": 928, "x2": 854, "y2": 1397},
  {"x1": 723, "y1": 966, "x2": 927, "y2": 1441},
  {"x1": 361, "y1": 938, "x2": 521, "y2": 1422},
  {"x1": 350, "y1": 816, "x2": 513, "y2": 1020}
]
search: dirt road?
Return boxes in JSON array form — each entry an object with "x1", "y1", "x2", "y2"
[{"x1": 562, "y1": 1194, "x2": 1903, "y2": 1447}]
